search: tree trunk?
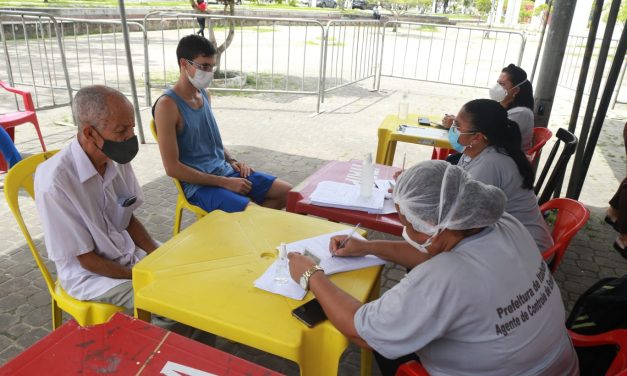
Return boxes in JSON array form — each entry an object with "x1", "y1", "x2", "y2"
[{"x1": 209, "y1": 0, "x2": 236, "y2": 75}]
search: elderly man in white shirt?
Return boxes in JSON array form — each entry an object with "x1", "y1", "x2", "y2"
[{"x1": 35, "y1": 85, "x2": 156, "y2": 309}]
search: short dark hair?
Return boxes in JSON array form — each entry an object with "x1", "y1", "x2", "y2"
[
  {"x1": 463, "y1": 99, "x2": 535, "y2": 190},
  {"x1": 176, "y1": 34, "x2": 216, "y2": 67},
  {"x1": 501, "y1": 64, "x2": 534, "y2": 111}
]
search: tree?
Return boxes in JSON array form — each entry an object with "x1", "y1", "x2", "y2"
[
  {"x1": 475, "y1": 0, "x2": 494, "y2": 15},
  {"x1": 381, "y1": 0, "x2": 428, "y2": 18},
  {"x1": 207, "y1": 0, "x2": 236, "y2": 75}
]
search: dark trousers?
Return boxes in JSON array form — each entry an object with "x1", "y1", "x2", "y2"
[
  {"x1": 196, "y1": 17, "x2": 206, "y2": 36},
  {"x1": 610, "y1": 177, "x2": 627, "y2": 234}
]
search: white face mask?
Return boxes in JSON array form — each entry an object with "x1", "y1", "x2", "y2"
[
  {"x1": 489, "y1": 79, "x2": 527, "y2": 102},
  {"x1": 187, "y1": 69, "x2": 213, "y2": 90},
  {"x1": 489, "y1": 83, "x2": 508, "y2": 102},
  {"x1": 402, "y1": 226, "x2": 432, "y2": 254}
]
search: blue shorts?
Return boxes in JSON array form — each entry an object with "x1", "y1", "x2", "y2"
[{"x1": 188, "y1": 170, "x2": 277, "y2": 213}]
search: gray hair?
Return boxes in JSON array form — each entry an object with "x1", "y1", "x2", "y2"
[{"x1": 72, "y1": 85, "x2": 130, "y2": 131}]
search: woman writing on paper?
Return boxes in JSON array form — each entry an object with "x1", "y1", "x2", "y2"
[{"x1": 288, "y1": 160, "x2": 577, "y2": 376}]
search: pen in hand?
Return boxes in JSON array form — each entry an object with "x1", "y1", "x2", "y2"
[
  {"x1": 402, "y1": 153, "x2": 406, "y2": 171},
  {"x1": 335, "y1": 223, "x2": 361, "y2": 257}
]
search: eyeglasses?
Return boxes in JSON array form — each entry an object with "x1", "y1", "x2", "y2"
[
  {"x1": 186, "y1": 59, "x2": 215, "y2": 72},
  {"x1": 451, "y1": 123, "x2": 477, "y2": 135}
]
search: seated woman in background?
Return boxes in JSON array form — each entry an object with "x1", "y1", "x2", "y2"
[
  {"x1": 288, "y1": 160, "x2": 578, "y2": 376},
  {"x1": 443, "y1": 64, "x2": 535, "y2": 152},
  {"x1": 448, "y1": 98, "x2": 553, "y2": 252}
]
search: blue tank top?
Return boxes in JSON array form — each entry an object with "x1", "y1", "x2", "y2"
[{"x1": 163, "y1": 89, "x2": 233, "y2": 197}]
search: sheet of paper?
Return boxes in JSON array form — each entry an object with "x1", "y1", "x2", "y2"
[
  {"x1": 375, "y1": 179, "x2": 394, "y2": 199},
  {"x1": 253, "y1": 229, "x2": 386, "y2": 300},
  {"x1": 310, "y1": 181, "x2": 386, "y2": 212},
  {"x1": 399, "y1": 126, "x2": 448, "y2": 139},
  {"x1": 369, "y1": 198, "x2": 397, "y2": 215}
]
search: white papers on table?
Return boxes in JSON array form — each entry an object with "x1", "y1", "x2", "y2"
[
  {"x1": 399, "y1": 125, "x2": 448, "y2": 139},
  {"x1": 253, "y1": 229, "x2": 386, "y2": 300},
  {"x1": 310, "y1": 181, "x2": 387, "y2": 213}
]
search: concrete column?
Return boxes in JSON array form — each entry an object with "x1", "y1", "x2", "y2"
[{"x1": 533, "y1": 0, "x2": 577, "y2": 128}]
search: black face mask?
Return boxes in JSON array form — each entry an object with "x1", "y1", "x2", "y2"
[{"x1": 93, "y1": 129, "x2": 139, "y2": 164}]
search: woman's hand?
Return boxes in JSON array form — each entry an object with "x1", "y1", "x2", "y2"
[
  {"x1": 329, "y1": 235, "x2": 369, "y2": 257},
  {"x1": 288, "y1": 252, "x2": 316, "y2": 283},
  {"x1": 442, "y1": 114, "x2": 455, "y2": 129}
]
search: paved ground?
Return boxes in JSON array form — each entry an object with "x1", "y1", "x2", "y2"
[{"x1": 0, "y1": 77, "x2": 626, "y2": 374}]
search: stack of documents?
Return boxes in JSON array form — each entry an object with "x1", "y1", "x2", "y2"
[
  {"x1": 310, "y1": 181, "x2": 393, "y2": 214},
  {"x1": 254, "y1": 229, "x2": 386, "y2": 300},
  {"x1": 399, "y1": 124, "x2": 449, "y2": 139}
]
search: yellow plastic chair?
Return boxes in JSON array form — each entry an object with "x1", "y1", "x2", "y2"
[
  {"x1": 150, "y1": 119, "x2": 208, "y2": 235},
  {"x1": 4, "y1": 151, "x2": 124, "y2": 329}
]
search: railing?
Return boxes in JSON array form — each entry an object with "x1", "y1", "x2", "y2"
[
  {"x1": 559, "y1": 34, "x2": 626, "y2": 108},
  {"x1": 2, "y1": 11, "x2": 532, "y2": 113},
  {"x1": 376, "y1": 21, "x2": 526, "y2": 89},
  {"x1": 0, "y1": 10, "x2": 145, "y2": 110},
  {"x1": 321, "y1": 19, "x2": 382, "y2": 102},
  {"x1": 0, "y1": 10, "x2": 72, "y2": 110},
  {"x1": 142, "y1": 12, "x2": 326, "y2": 111}
]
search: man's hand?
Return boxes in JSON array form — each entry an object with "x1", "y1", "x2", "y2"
[
  {"x1": 231, "y1": 161, "x2": 253, "y2": 178},
  {"x1": 287, "y1": 252, "x2": 316, "y2": 283},
  {"x1": 329, "y1": 235, "x2": 370, "y2": 257},
  {"x1": 223, "y1": 177, "x2": 252, "y2": 194}
]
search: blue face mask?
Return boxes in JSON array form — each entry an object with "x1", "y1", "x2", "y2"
[{"x1": 448, "y1": 126, "x2": 466, "y2": 153}]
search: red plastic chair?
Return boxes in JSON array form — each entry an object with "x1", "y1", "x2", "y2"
[
  {"x1": 527, "y1": 127, "x2": 553, "y2": 165},
  {"x1": 570, "y1": 329, "x2": 627, "y2": 376},
  {"x1": 430, "y1": 147, "x2": 456, "y2": 160},
  {"x1": 396, "y1": 360, "x2": 430, "y2": 376},
  {"x1": 0, "y1": 81, "x2": 46, "y2": 171},
  {"x1": 540, "y1": 198, "x2": 590, "y2": 273}
]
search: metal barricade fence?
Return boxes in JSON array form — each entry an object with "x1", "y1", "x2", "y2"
[
  {"x1": 0, "y1": 10, "x2": 145, "y2": 111},
  {"x1": 0, "y1": 10, "x2": 72, "y2": 110},
  {"x1": 559, "y1": 34, "x2": 626, "y2": 108},
  {"x1": 376, "y1": 21, "x2": 526, "y2": 90},
  {"x1": 142, "y1": 12, "x2": 326, "y2": 111},
  {"x1": 321, "y1": 20, "x2": 382, "y2": 102}
]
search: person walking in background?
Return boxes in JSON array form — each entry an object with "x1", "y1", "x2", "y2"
[
  {"x1": 191, "y1": 0, "x2": 208, "y2": 37},
  {"x1": 0, "y1": 127, "x2": 22, "y2": 169},
  {"x1": 606, "y1": 122, "x2": 627, "y2": 258}
]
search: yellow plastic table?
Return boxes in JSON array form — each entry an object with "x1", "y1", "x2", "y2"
[
  {"x1": 376, "y1": 114, "x2": 452, "y2": 166},
  {"x1": 133, "y1": 205, "x2": 382, "y2": 376}
]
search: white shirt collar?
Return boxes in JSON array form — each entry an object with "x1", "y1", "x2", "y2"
[{"x1": 70, "y1": 139, "x2": 116, "y2": 185}]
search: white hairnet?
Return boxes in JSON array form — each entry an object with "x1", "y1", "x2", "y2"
[{"x1": 393, "y1": 160, "x2": 506, "y2": 235}]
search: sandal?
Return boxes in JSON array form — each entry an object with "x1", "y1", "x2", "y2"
[
  {"x1": 605, "y1": 215, "x2": 619, "y2": 232},
  {"x1": 614, "y1": 238, "x2": 627, "y2": 259}
]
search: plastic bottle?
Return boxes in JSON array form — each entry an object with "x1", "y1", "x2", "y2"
[
  {"x1": 274, "y1": 243, "x2": 290, "y2": 284},
  {"x1": 360, "y1": 153, "x2": 374, "y2": 198},
  {"x1": 398, "y1": 91, "x2": 409, "y2": 120}
]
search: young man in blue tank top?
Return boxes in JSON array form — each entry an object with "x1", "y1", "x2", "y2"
[{"x1": 153, "y1": 35, "x2": 293, "y2": 213}]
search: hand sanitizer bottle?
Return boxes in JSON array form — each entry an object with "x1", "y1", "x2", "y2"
[
  {"x1": 360, "y1": 153, "x2": 374, "y2": 198},
  {"x1": 274, "y1": 243, "x2": 289, "y2": 284},
  {"x1": 398, "y1": 91, "x2": 409, "y2": 120}
]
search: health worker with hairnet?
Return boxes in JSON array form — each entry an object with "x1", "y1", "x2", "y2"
[{"x1": 287, "y1": 160, "x2": 578, "y2": 376}]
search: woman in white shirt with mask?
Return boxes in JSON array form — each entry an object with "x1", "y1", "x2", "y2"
[{"x1": 443, "y1": 64, "x2": 535, "y2": 152}]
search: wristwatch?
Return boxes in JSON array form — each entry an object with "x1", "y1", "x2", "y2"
[{"x1": 299, "y1": 265, "x2": 324, "y2": 291}]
